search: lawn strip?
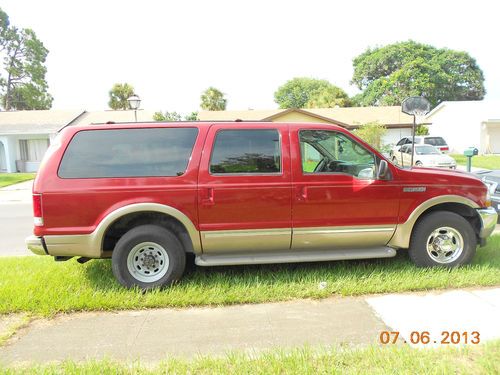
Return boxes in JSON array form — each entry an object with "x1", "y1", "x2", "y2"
[
  {"x1": 1, "y1": 235, "x2": 499, "y2": 316},
  {"x1": 1, "y1": 340, "x2": 498, "y2": 374},
  {"x1": 0, "y1": 173, "x2": 36, "y2": 188},
  {"x1": 451, "y1": 154, "x2": 500, "y2": 170}
]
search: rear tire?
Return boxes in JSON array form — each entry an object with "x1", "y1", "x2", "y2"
[
  {"x1": 112, "y1": 225, "x2": 185, "y2": 289},
  {"x1": 409, "y1": 211, "x2": 476, "y2": 267}
]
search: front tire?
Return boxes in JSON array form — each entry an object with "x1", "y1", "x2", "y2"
[
  {"x1": 112, "y1": 225, "x2": 186, "y2": 289},
  {"x1": 409, "y1": 211, "x2": 476, "y2": 267}
]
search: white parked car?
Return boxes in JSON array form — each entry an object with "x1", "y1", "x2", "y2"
[
  {"x1": 390, "y1": 136, "x2": 450, "y2": 159},
  {"x1": 392, "y1": 144, "x2": 457, "y2": 169}
]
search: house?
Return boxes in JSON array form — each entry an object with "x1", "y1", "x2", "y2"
[
  {"x1": 426, "y1": 100, "x2": 500, "y2": 154},
  {"x1": 198, "y1": 106, "x2": 425, "y2": 145},
  {"x1": 0, "y1": 109, "x2": 155, "y2": 173}
]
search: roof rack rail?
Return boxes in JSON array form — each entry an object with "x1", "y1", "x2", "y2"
[{"x1": 88, "y1": 120, "x2": 270, "y2": 125}]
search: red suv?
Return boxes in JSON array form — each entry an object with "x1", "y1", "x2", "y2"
[{"x1": 26, "y1": 122, "x2": 497, "y2": 289}]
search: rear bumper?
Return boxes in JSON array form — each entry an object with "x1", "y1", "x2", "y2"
[
  {"x1": 25, "y1": 233, "x2": 102, "y2": 258},
  {"x1": 478, "y1": 207, "x2": 498, "y2": 239},
  {"x1": 25, "y1": 235, "x2": 47, "y2": 255}
]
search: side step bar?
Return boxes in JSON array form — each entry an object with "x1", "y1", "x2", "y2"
[{"x1": 195, "y1": 247, "x2": 397, "y2": 267}]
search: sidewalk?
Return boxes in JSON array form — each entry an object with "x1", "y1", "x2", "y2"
[{"x1": 1, "y1": 288, "x2": 499, "y2": 365}]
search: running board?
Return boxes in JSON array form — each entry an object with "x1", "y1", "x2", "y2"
[{"x1": 195, "y1": 247, "x2": 397, "y2": 267}]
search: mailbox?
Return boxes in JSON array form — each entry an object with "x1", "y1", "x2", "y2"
[
  {"x1": 463, "y1": 147, "x2": 478, "y2": 172},
  {"x1": 463, "y1": 147, "x2": 478, "y2": 157}
]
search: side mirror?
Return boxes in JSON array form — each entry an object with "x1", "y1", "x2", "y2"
[{"x1": 377, "y1": 160, "x2": 390, "y2": 180}]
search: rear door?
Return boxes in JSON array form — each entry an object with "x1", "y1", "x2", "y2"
[{"x1": 197, "y1": 123, "x2": 292, "y2": 253}]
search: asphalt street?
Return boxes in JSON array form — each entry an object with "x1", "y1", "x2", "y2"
[{"x1": 0, "y1": 181, "x2": 33, "y2": 256}]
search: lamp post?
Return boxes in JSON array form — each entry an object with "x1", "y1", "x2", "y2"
[{"x1": 127, "y1": 94, "x2": 141, "y2": 122}]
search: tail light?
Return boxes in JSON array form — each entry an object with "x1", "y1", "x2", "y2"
[
  {"x1": 441, "y1": 147, "x2": 449, "y2": 151},
  {"x1": 33, "y1": 193, "x2": 44, "y2": 226}
]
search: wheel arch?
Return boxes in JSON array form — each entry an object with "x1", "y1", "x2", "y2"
[
  {"x1": 93, "y1": 203, "x2": 202, "y2": 256},
  {"x1": 388, "y1": 195, "x2": 480, "y2": 249}
]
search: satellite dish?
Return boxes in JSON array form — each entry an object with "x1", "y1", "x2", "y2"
[{"x1": 401, "y1": 96, "x2": 431, "y2": 117}]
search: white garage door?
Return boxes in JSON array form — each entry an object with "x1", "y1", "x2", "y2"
[{"x1": 487, "y1": 126, "x2": 500, "y2": 154}]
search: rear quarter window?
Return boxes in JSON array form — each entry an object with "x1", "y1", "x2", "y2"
[
  {"x1": 58, "y1": 128, "x2": 198, "y2": 178},
  {"x1": 424, "y1": 137, "x2": 446, "y2": 146}
]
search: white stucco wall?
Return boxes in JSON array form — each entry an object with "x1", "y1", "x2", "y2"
[
  {"x1": 0, "y1": 133, "x2": 52, "y2": 173},
  {"x1": 426, "y1": 101, "x2": 500, "y2": 154}
]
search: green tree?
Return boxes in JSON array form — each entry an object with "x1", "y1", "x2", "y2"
[
  {"x1": 153, "y1": 111, "x2": 182, "y2": 121},
  {"x1": 0, "y1": 8, "x2": 53, "y2": 110},
  {"x1": 200, "y1": 87, "x2": 226, "y2": 111},
  {"x1": 274, "y1": 77, "x2": 350, "y2": 109},
  {"x1": 353, "y1": 122, "x2": 387, "y2": 151},
  {"x1": 108, "y1": 83, "x2": 135, "y2": 110},
  {"x1": 154, "y1": 111, "x2": 198, "y2": 121},
  {"x1": 351, "y1": 41, "x2": 485, "y2": 107},
  {"x1": 415, "y1": 124, "x2": 429, "y2": 135},
  {"x1": 184, "y1": 111, "x2": 198, "y2": 121}
]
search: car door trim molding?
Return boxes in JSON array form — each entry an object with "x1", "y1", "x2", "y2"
[
  {"x1": 201, "y1": 228, "x2": 292, "y2": 254},
  {"x1": 292, "y1": 225, "x2": 396, "y2": 250}
]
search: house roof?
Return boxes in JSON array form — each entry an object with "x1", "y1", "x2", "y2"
[
  {"x1": 0, "y1": 109, "x2": 157, "y2": 135},
  {"x1": 198, "y1": 106, "x2": 422, "y2": 128},
  {"x1": 0, "y1": 110, "x2": 85, "y2": 135}
]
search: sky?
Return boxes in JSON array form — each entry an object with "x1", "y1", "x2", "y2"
[{"x1": 1, "y1": 0, "x2": 499, "y2": 115}]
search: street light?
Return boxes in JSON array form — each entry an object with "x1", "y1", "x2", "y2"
[{"x1": 127, "y1": 94, "x2": 141, "y2": 122}]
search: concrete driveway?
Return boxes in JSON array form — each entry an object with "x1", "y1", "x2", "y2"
[{"x1": 0, "y1": 180, "x2": 33, "y2": 256}]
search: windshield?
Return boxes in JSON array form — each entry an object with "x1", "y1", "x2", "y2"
[
  {"x1": 424, "y1": 137, "x2": 446, "y2": 146},
  {"x1": 415, "y1": 145, "x2": 440, "y2": 155}
]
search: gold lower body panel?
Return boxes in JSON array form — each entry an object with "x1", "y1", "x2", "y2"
[{"x1": 200, "y1": 225, "x2": 396, "y2": 254}]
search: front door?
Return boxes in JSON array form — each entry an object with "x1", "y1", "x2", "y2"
[
  {"x1": 198, "y1": 124, "x2": 292, "y2": 253},
  {"x1": 290, "y1": 125, "x2": 400, "y2": 250}
]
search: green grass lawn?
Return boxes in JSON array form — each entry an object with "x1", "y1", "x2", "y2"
[
  {"x1": 2, "y1": 341, "x2": 499, "y2": 374},
  {"x1": 451, "y1": 154, "x2": 500, "y2": 170},
  {"x1": 0, "y1": 173, "x2": 36, "y2": 188},
  {"x1": 1, "y1": 235, "x2": 499, "y2": 316}
]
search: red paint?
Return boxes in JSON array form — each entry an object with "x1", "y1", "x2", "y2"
[{"x1": 32, "y1": 122, "x2": 489, "y2": 238}]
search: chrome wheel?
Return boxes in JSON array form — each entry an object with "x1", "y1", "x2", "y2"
[
  {"x1": 426, "y1": 227, "x2": 464, "y2": 264},
  {"x1": 126, "y1": 242, "x2": 170, "y2": 283}
]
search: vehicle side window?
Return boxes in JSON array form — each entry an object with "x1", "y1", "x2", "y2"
[
  {"x1": 400, "y1": 145, "x2": 408, "y2": 153},
  {"x1": 58, "y1": 128, "x2": 198, "y2": 178},
  {"x1": 405, "y1": 138, "x2": 413, "y2": 144},
  {"x1": 210, "y1": 129, "x2": 281, "y2": 174},
  {"x1": 299, "y1": 130, "x2": 375, "y2": 179},
  {"x1": 396, "y1": 138, "x2": 406, "y2": 146}
]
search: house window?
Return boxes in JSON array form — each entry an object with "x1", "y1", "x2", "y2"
[{"x1": 19, "y1": 139, "x2": 50, "y2": 162}]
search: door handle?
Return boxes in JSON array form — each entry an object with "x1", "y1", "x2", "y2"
[
  {"x1": 298, "y1": 186, "x2": 308, "y2": 201},
  {"x1": 201, "y1": 187, "x2": 215, "y2": 206}
]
